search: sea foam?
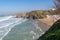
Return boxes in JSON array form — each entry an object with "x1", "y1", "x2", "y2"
[
  {"x1": 0, "y1": 16, "x2": 27, "y2": 40},
  {"x1": 0, "y1": 16, "x2": 13, "y2": 22}
]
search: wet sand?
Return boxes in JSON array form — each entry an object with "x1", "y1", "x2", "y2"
[{"x1": 29, "y1": 19, "x2": 50, "y2": 32}]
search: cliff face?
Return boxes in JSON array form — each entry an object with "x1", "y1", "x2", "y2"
[
  {"x1": 16, "y1": 10, "x2": 56, "y2": 18},
  {"x1": 16, "y1": 13, "x2": 27, "y2": 18},
  {"x1": 39, "y1": 15, "x2": 60, "y2": 26},
  {"x1": 37, "y1": 19, "x2": 60, "y2": 40}
]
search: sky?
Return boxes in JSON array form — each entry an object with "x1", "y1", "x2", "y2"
[{"x1": 0, "y1": 0, "x2": 54, "y2": 14}]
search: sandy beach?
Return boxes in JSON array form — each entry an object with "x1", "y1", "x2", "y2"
[
  {"x1": 29, "y1": 19, "x2": 50, "y2": 32},
  {"x1": 29, "y1": 16, "x2": 58, "y2": 32}
]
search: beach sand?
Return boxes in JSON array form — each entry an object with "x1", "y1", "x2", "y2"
[
  {"x1": 38, "y1": 18, "x2": 56, "y2": 26},
  {"x1": 29, "y1": 17, "x2": 58, "y2": 32},
  {"x1": 29, "y1": 19, "x2": 50, "y2": 33}
]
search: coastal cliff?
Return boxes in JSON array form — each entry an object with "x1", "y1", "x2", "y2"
[
  {"x1": 16, "y1": 9, "x2": 56, "y2": 19},
  {"x1": 37, "y1": 19, "x2": 60, "y2": 40},
  {"x1": 15, "y1": 10, "x2": 60, "y2": 40}
]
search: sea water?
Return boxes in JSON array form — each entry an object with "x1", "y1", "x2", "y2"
[{"x1": 0, "y1": 16, "x2": 43, "y2": 40}]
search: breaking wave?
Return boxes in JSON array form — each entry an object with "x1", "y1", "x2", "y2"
[
  {"x1": 0, "y1": 16, "x2": 13, "y2": 22},
  {"x1": 0, "y1": 16, "x2": 27, "y2": 40}
]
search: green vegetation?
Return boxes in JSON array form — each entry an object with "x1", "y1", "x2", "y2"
[
  {"x1": 26, "y1": 10, "x2": 47, "y2": 19},
  {"x1": 26, "y1": 10, "x2": 57, "y2": 19},
  {"x1": 16, "y1": 10, "x2": 57, "y2": 19},
  {"x1": 37, "y1": 19, "x2": 60, "y2": 40}
]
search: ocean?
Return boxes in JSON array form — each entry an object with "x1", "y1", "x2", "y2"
[{"x1": 0, "y1": 16, "x2": 43, "y2": 40}]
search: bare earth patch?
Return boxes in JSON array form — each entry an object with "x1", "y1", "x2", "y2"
[{"x1": 38, "y1": 18, "x2": 57, "y2": 26}]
